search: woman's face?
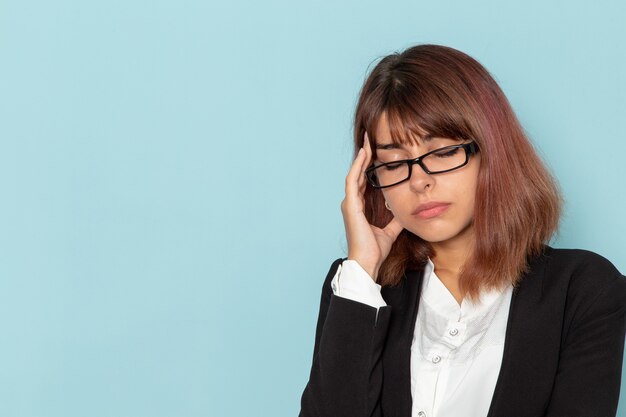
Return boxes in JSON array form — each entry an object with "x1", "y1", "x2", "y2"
[{"x1": 374, "y1": 114, "x2": 480, "y2": 249}]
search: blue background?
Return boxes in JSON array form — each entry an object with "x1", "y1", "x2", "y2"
[{"x1": 1, "y1": 0, "x2": 625, "y2": 416}]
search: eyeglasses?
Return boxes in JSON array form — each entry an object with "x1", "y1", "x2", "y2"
[{"x1": 365, "y1": 141, "x2": 479, "y2": 189}]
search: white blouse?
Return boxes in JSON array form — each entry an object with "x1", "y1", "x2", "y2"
[{"x1": 331, "y1": 259, "x2": 513, "y2": 417}]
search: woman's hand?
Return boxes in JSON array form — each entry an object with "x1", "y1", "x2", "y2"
[{"x1": 341, "y1": 133, "x2": 404, "y2": 281}]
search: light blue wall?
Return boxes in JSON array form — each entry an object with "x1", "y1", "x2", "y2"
[{"x1": 1, "y1": 0, "x2": 624, "y2": 416}]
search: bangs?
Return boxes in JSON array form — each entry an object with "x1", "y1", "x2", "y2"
[{"x1": 363, "y1": 77, "x2": 473, "y2": 154}]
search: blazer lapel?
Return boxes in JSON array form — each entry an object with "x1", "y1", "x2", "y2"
[
  {"x1": 380, "y1": 266, "x2": 425, "y2": 417},
  {"x1": 487, "y1": 251, "x2": 561, "y2": 417}
]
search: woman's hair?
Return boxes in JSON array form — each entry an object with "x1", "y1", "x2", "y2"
[{"x1": 354, "y1": 44, "x2": 562, "y2": 299}]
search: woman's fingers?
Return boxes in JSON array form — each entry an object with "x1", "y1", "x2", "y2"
[
  {"x1": 363, "y1": 132, "x2": 372, "y2": 163},
  {"x1": 358, "y1": 133, "x2": 372, "y2": 191},
  {"x1": 345, "y1": 147, "x2": 366, "y2": 203},
  {"x1": 346, "y1": 131, "x2": 373, "y2": 206}
]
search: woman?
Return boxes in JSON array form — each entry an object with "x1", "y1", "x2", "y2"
[{"x1": 299, "y1": 44, "x2": 626, "y2": 417}]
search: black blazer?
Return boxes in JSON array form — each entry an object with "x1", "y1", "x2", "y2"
[{"x1": 299, "y1": 247, "x2": 626, "y2": 417}]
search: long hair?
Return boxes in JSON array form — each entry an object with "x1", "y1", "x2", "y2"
[{"x1": 354, "y1": 44, "x2": 562, "y2": 300}]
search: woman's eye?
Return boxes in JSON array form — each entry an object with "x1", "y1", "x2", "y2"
[
  {"x1": 432, "y1": 147, "x2": 460, "y2": 158},
  {"x1": 382, "y1": 162, "x2": 404, "y2": 171}
]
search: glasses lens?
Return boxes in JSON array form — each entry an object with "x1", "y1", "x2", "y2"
[
  {"x1": 422, "y1": 146, "x2": 468, "y2": 173},
  {"x1": 370, "y1": 162, "x2": 410, "y2": 187}
]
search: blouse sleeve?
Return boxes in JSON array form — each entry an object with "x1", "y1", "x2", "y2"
[
  {"x1": 331, "y1": 259, "x2": 387, "y2": 310},
  {"x1": 299, "y1": 259, "x2": 392, "y2": 417}
]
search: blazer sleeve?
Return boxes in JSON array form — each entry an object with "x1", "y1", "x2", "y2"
[
  {"x1": 545, "y1": 261, "x2": 626, "y2": 417},
  {"x1": 299, "y1": 258, "x2": 392, "y2": 417}
]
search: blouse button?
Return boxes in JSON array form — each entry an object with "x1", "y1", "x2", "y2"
[
  {"x1": 432, "y1": 355, "x2": 441, "y2": 364},
  {"x1": 418, "y1": 412, "x2": 427, "y2": 417},
  {"x1": 449, "y1": 328, "x2": 459, "y2": 336}
]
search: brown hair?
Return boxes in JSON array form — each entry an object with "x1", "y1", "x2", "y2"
[{"x1": 354, "y1": 44, "x2": 562, "y2": 299}]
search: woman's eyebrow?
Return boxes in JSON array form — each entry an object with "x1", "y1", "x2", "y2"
[
  {"x1": 375, "y1": 143, "x2": 400, "y2": 150},
  {"x1": 375, "y1": 134, "x2": 434, "y2": 150}
]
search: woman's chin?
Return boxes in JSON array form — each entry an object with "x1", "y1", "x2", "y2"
[{"x1": 405, "y1": 222, "x2": 474, "y2": 245}]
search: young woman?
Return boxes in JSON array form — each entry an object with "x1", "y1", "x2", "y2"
[{"x1": 299, "y1": 44, "x2": 626, "y2": 417}]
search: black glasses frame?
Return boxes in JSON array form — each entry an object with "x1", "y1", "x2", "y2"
[{"x1": 365, "y1": 141, "x2": 479, "y2": 189}]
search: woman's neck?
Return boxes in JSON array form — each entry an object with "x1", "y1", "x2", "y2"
[{"x1": 430, "y1": 231, "x2": 474, "y2": 305}]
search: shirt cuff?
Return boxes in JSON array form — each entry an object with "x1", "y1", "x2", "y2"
[{"x1": 330, "y1": 260, "x2": 387, "y2": 309}]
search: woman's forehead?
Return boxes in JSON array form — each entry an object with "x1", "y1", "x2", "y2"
[{"x1": 371, "y1": 112, "x2": 430, "y2": 146}]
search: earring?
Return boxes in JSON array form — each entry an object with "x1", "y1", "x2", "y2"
[{"x1": 385, "y1": 201, "x2": 392, "y2": 211}]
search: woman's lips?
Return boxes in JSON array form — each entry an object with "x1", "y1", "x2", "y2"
[{"x1": 412, "y1": 202, "x2": 451, "y2": 219}]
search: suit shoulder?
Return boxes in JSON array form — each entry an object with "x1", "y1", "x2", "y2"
[
  {"x1": 544, "y1": 247, "x2": 626, "y2": 305},
  {"x1": 545, "y1": 248, "x2": 622, "y2": 277}
]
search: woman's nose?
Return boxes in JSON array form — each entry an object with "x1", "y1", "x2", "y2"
[{"x1": 408, "y1": 162, "x2": 435, "y2": 193}]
